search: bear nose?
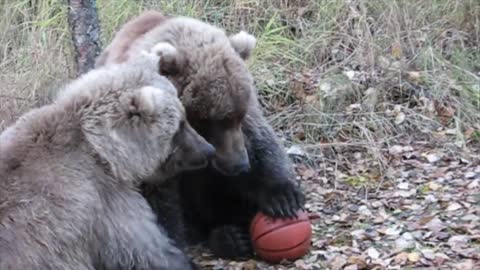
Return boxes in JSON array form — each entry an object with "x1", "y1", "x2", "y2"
[
  {"x1": 233, "y1": 160, "x2": 250, "y2": 175},
  {"x1": 202, "y1": 143, "x2": 216, "y2": 159}
]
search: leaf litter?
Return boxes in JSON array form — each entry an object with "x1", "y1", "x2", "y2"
[{"x1": 190, "y1": 139, "x2": 479, "y2": 269}]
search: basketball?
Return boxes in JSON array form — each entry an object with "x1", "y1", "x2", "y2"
[{"x1": 250, "y1": 210, "x2": 312, "y2": 263}]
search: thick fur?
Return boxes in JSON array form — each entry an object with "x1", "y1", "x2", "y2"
[
  {"x1": 97, "y1": 11, "x2": 305, "y2": 259},
  {"x1": 0, "y1": 53, "x2": 211, "y2": 269}
]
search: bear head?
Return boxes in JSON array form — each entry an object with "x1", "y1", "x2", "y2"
[
  {"x1": 149, "y1": 27, "x2": 257, "y2": 177},
  {"x1": 56, "y1": 53, "x2": 215, "y2": 183}
]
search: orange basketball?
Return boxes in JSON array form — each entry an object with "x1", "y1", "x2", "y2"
[{"x1": 250, "y1": 210, "x2": 312, "y2": 263}]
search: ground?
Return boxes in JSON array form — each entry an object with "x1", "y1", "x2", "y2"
[{"x1": 191, "y1": 137, "x2": 480, "y2": 270}]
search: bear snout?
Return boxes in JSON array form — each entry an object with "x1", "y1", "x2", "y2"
[
  {"x1": 200, "y1": 141, "x2": 216, "y2": 160},
  {"x1": 212, "y1": 148, "x2": 250, "y2": 176},
  {"x1": 176, "y1": 122, "x2": 215, "y2": 171}
]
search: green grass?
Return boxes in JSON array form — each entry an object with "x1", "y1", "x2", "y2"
[{"x1": 1, "y1": 0, "x2": 479, "y2": 162}]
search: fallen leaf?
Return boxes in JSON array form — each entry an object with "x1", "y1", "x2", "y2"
[
  {"x1": 421, "y1": 249, "x2": 435, "y2": 260},
  {"x1": 344, "y1": 70, "x2": 356, "y2": 80},
  {"x1": 366, "y1": 247, "x2": 380, "y2": 259},
  {"x1": 319, "y1": 82, "x2": 332, "y2": 93},
  {"x1": 454, "y1": 259, "x2": 475, "y2": 270},
  {"x1": 329, "y1": 255, "x2": 347, "y2": 270},
  {"x1": 344, "y1": 265, "x2": 358, "y2": 270},
  {"x1": 467, "y1": 180, "x2": 479, "y2": 189},
  {"x1": 389, "y1": 145, "x2": 405, "y2": 155},
  {"x1": 242, "y1": 260, "x2": 257, "y2": 270},
  {"x1": 423, "y1": 217, "x2": 446, "y2": 233},
  {"x1": 427, "y1": 182, "x2": 442, "y2": 191},
  {"x1": 397, "y1": 182, "x2": 409, "y2": 190},
  {"x1": 384, "y1": 225, "x2": 403, "y2": 236},
  {"x1": 391, "y1": 42, "x2": 403, "y2": 59},
  {"x1": 395, "y1": 112, "x2": 406, "y2": 125},
  {"x1": 407, "y1": 71, "x2": 421, "y2": 82},
  {"x1": 287, "y1": 145, "x2": 306, "y2": 157},
  {"x1": 347, "y1": 256, "x2": 367, "y2": 269},
  {"x1": 448, "y1": 235, "x2": 469, "y2": 248},
  {"x1": 446, "y1": 202, "x2": 462, "y2": 211},
  {"x1": 423, "y1": 152, "x2": 442, "y2": 163},
  {"x1": 394, "y1": 252, "x2": 409, "y2": 265},
  {"x1": 433, "y1": 252, "x2": 450, "y2": 265},
  {"x1": 395, "y1": 232, "x2": 416, "y2": 251},
  {"x1": 305, "y1": 94, "x2": 318, "y2": 105},
  {"x1": 465, "y1": 172, "x2": 476, "y2": 179},
  {"x1": 408, "y1": 252, "x2": 420, "y2": 263},
  {"x1": 350, "y1": 229, "x2": 366, "y2": 240},
  {"x1": 358, "y1": 206, "x2": 372, "y2": 217},
  {"x1": 394, "y1": 190, "x2": 415, "y2": 198},
  {"x1": 301, "y1": 168, "x2": 316, "y2": 179}
]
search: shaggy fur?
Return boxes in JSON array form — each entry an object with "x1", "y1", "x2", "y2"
[
  {"x1": 0, "y1": 53, "x2": 211, "y2": 270},
  {"x1": 97, "y1": 11, "x2": 305, "y2": 259}
]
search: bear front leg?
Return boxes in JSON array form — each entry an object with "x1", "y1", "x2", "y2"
[
  {"x1": 97, "y1": 191, "x2": 197, "y2": 270},
  {"x1": 243, "y1": 109, "x2": 306, "y2": 218}
]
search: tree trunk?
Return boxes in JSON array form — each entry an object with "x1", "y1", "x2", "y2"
[{"x1": 66, "y1": 0, "x2": 102, "y2": 76}]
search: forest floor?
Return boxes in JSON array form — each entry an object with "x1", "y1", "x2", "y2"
[{"x1": 191, "y1": 137, "x2": 480, "y2": 270}]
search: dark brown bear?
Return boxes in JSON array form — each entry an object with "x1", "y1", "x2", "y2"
[{"x1": 96, "y1": 11, "x2": 306, "y2": 259}]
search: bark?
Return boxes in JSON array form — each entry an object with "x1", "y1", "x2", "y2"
[{"x1": 66, "y1": 0, "x2": 102, "y2": 76}]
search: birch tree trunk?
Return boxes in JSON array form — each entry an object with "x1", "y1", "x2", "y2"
[{"x1": 66, "y1": 0, "x2": 102, "y2": 76}]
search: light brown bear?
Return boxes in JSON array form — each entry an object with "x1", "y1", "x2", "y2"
[
  {"x1": 96, "y1": 11, "x2": 305, "y2": 259},
  {"x1": 0, "y1": 51, "x2": 211, "y2": 270}
]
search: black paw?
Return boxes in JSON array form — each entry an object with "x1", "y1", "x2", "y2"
[
  {"x1": 257, "y1": 181, "x2": 306, "y2": 218},
  {"x1": 208, "y1": 225, "x2": 254, "y2": 259}
]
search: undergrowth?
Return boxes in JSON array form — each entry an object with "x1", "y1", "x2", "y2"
[{"x1": 0, "y1": 0, "x2": 479, "y2": 168}]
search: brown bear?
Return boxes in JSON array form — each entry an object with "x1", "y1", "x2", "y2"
[
  {"x1": 0, "y1": 52, "x2": 212, "y2": 270},
  {"x1": 96, "y1": 11, "x2": 305, "y2": 259}
]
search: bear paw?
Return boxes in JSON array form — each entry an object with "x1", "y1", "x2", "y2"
[
  {"x1": 208, "y1": 225, "x2": 254, "y2": 259},
  {"x1": 257, "y1": 181, "x2": 306, "y2": 218}
]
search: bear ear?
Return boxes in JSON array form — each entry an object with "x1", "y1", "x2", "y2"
[
  {"x1": 119, "y1": 86, "x2": 158, "y2": 118},
  {"x1": 229, "y1": 31, "x2": 256, "y2": 60},
  {"x1": 150, "y1": 42, "x2": 185, "y2": 76}
]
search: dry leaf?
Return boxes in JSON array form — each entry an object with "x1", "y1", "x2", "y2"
[
  {"x1": 407, "y1": 71, "x2": 421, "y2": 83},
  {"x1": 454, "y1": 260, "x2": 475, "y2": 270},
  {"x1": 408, "y1": 252, "x2": 420, "y2": 263},
  {"x1": 423, "y1": 152, "x2": 442, "y2": 163},
  {"x1": 344, "y1": 265, "x2": 358, "y2": 270},
  {"x1": 242, "y1": 260, "x2": 257, "y2": 270},
  {"x1": 391, "y1": 42, "x2": 403, "y2": 59},
  {"x1": 421, "y1": 249, "x2": 435, "y2": 260},
  {"x1": 423, "y1": 217, "x2": 446, "y2": 232},
  {"x1": 427, "y1": 181, "x2": 442, "y2": 191},
  {"x1": 389, "y1": 145, "x2": 405, "y2": 155},
  {"x1": 397, "y1": 182, "x2": 409, "y2": 190},
  {"x1": 344, "y1": 70, "x2": 356, "y2": 80},
  {"x1": 366, "y1": 247, "x2": 380, "y2": 259},
  {"x1": 394, "y1": 252, "x2": 409, "y2": 265},
  {"x1": 347, "y1": 256, "x2": 367, "y2": 269},
  {"x1": 395, "y1": 232, "x2": 416, "y2": 251},
  {"x1": 329, "y1": 255, "x2": 347, "y2": 270},
  {"x1": 394, "y1": 112, "x2": 406, "y2": 125},
  {"x1": 301, "y1": 168, "x2": 315, "y2": 179},
  {"x1": 446, "y1": 202, "x2": 462, "y2": 211}
]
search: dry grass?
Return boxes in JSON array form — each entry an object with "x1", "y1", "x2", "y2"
[{"x1": 1, "y1": 0, "x2": 479, "y2": 165}]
